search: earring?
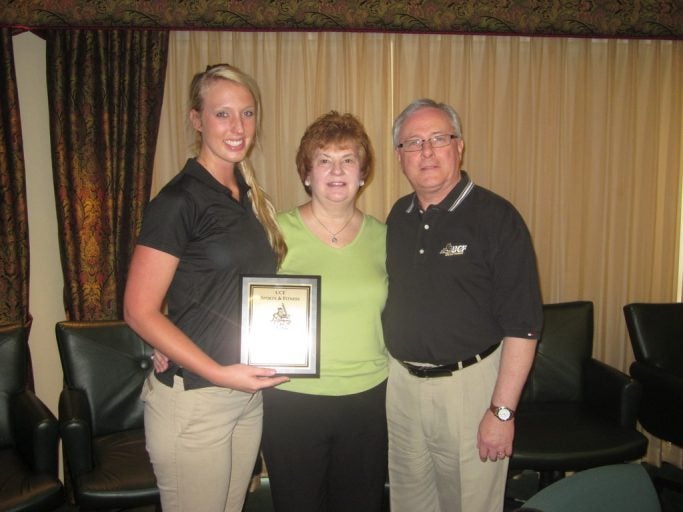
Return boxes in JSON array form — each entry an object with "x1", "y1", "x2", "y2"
[
  {"x1": 359, "y1": 180, "x2": 365, "y2": 187},
  {"x1": 304, "y1": 180, "x2": 310, "y2": 186}
]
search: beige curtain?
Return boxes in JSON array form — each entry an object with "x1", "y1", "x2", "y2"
[{"x1": 154, "y1": 31, "x2": 683, "y2": 466}]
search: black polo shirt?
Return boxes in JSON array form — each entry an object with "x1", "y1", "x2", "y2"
[
  {"x1": 383, "y1": 171, "x2": 543, "y2": 365},
  {"x1": 137, "y1": 158, "x2": 276, "y2": 389}
]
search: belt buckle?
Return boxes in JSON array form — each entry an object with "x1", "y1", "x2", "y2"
[
  {"x1": 409, "y1": 366, "x2": 427, "y2": 378},
  {"x1": 425, "y1": 367, "x2": 454, "y2": 378},
  {"x1": 408, "y1": 365, "x2": 453, "y2": 378}
]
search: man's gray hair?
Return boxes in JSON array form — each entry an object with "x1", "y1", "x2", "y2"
[{"x1": 392, "y1": 99, "x2": 463, "y2": 147}]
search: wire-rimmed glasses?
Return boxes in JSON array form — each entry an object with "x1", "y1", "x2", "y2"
[{"x1": 397, "y1": 134, "x2": 458, "y2": 152}]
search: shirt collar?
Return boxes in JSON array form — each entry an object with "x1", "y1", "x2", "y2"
[
  {"x1": 186, "y1": 158, "x2": 250, "y2": 198},
  {"x1": 405, "y1": 170, "x2": 474, "y2": 214}
]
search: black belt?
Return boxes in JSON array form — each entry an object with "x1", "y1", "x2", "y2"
[{"x1": 400, "y1": 342, "x2": 501, "y2": 378}]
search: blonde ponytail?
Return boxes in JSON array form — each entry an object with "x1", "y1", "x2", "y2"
[{"x1": 239, "y1": 158, "x2": 287, "y2": 266}]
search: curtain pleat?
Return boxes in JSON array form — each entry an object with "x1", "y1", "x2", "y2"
[
  {"x1": 46, "y1": 29, "x2": 169, "y2": 320},
  {"x1": 0, "y1": 28, "x2": 31, "y2": 327}
]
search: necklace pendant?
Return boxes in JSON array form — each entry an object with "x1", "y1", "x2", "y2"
[{"x1": 331, "y1": 236, "x2": 338, "y2": 243}]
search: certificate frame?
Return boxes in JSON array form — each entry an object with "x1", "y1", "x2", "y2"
[{"x1": 240, "y1": 274, "x2": 321, "y2": 376}]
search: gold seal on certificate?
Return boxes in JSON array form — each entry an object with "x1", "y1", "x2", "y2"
[{"x1": 240, "y1": 275, "x2": 321, "y2": 376}]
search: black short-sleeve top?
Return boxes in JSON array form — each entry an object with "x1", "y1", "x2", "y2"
[
  {"x1": 383, "y1": 171, "x2": 543, "y2": 365},
  {"x1": 136, "y1": 158, "x2": 277, "y2": 389}
]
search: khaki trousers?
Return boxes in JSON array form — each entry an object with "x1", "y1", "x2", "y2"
[
  {"x1": 386, "y1": 346, "x2": 508, "y2": 512},
  {"x1": 141, "y1": 374, "x2": 262, "y2": 512}
]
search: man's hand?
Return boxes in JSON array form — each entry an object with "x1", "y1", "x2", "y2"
[
  {"x1": 152, "y1": 349, "x2": 170, "y2": 372},
  {"x1": 477, "y1": 409, "x2": 514, "y2": 462}
]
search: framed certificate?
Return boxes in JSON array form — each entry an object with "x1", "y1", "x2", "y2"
[{"x1": 240, "y1": 275, "x2": 321, "y2": 376}]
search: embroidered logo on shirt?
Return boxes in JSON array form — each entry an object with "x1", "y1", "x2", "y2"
[{"x1": 439, "y1": 243, "x2": 468, "y2": 256}]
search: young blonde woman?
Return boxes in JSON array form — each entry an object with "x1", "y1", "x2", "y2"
[{"x1": 124, "y1": 64, "x2": 289, "y2": 512}]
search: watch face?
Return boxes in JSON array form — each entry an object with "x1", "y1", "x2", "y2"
[{"x1": 494, "y1": 406, "x2": 512, "y2": 421}]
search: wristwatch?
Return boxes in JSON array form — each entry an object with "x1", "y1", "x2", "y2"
[{"x1": 490, "y1": 404, "x2": 515, "y2": 422}]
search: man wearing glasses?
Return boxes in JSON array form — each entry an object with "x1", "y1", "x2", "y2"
[{"x1": 382, "y1": 98, "x2": 543, "y2": 512}]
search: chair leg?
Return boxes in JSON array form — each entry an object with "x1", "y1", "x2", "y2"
[
  {"x1": 505, "y1": 469, "x2": 541, "y2": 505},
  {"x1": 539, "y1": 470, "x2": 565, "y2": 489},
  {"x1": 646, "y1": 462, "x2": 683, "y2": 494},
  {"x1": 639, "y1": 462, "x2": 683, "y2": 512}
]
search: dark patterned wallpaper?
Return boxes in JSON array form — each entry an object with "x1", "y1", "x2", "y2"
[{"x1": 1, "y1": 0, "x2": 681, "y2": 39}]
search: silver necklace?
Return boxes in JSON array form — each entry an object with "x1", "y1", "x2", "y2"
[{"x1": 310, "y1": 207, "x2": 355, "y2": 244}]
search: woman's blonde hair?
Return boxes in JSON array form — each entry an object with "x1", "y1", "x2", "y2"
[{"x1": 189, "y1": 64, "x2": 287, "y2": 266}]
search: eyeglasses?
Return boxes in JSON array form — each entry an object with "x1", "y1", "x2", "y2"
[{"x1": 397, "y1": 134, "x2": 458, "y2": 152}]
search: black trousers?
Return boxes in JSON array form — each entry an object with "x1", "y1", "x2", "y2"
[{"x1": 262, "y1": 380, "x2": 388, "y2": 512}]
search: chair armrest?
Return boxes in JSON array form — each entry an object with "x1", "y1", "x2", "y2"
[
  {"x1": 584, "y1": 358, "x2": 642, "y2": 428},
  {"x1": 10, "y1": 389, "x2": 60, "y2": 476},
  {"x1": 630, "y1": 361, "x2": 683, "y2": 396},
  {"x1": 59, "y1": 387, "x2": 94, "y2": 476}
]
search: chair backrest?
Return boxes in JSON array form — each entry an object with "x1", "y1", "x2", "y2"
[
  {"x1": 0, "y1": 323, "x2": 28, "y2": 448},
  {"x1": 521, "y1": 301, "x2": 593, "y2": 403},
  {"x1": 519, "y1": 463, "x2": 661, "y2": 512},
  {"x1": 623, "y1": 302, "x2": 683, "y2": 377},
  {"x1": 56, "y1": 320, "x2": 154, "y2": 437}
]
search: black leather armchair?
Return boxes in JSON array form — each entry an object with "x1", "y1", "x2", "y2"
[
  {"x1": 0, "y1": 323, "x2": 64, "y2": 512},
  {"x1": 510, "y1": 301, "x2": 648, "y2": 488},
  {"x1": 56, "y1": 320, "x2": 159, "y2": 510},
  {"x1": 624, "y1": 302, "x2": 683, "y2": 490}
]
